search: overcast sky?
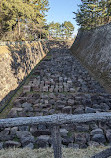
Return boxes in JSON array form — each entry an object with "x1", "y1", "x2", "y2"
[{"x1": 46, "y1": 0, "x2": 82, "y2": 36}]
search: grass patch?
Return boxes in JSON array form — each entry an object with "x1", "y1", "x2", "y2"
[
  {"x1": 0, "y1": 147, "x2": 110, "y2": 158},
  {"x1": 67, "y1": 131, "x2": 73, "y2": 137},
  {"x1": 44, "y1": 55, "x2": 52, "y2": 60}
]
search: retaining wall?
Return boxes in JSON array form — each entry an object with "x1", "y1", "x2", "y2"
[
  {"x1": 0, "y1": 40, "x2": 70, "y2": 108},
  {"x1": 0, "y1": 40, "x2": 49, "y2": 106},
  {"x1": 71, "y1": 23, "x2": 111, "y2": 93}
]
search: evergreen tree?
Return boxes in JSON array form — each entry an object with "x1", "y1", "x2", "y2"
[
  {"x1": 48, "y1": 21, "x2": 74, "y2": 39},
  {"x1": 73, "y1": 0, "x2": 111, "y2": 30},
  {"x1": 48, "y1": 22, "x2": 56, "y2": 37},
  {"x1": 54, "y1": 23, "x2": 61, "y2": 37},
  {"x1": 0, "y1": 0, "x2": 49, "y2": 40},
  {"x1": 62, "y1": 21, "x2": 74, "y2": 38}
]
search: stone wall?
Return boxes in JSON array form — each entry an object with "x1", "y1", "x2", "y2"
[
  {"x1": 0, "y1": 120, "x2": 111, "y2": 150},
  {"x1": 71, "y1": 23, "x2": 111, "y2": 93},
  {"x1": 0, "y1": 40, "x2": 49, "y2": 106},
  {"x1": 0, "y1": 40, "x2": 71, "y2": 108}
]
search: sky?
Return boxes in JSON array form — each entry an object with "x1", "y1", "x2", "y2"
[{"x1": 46, "y1": 0, "x2": 82, "y2": 36}]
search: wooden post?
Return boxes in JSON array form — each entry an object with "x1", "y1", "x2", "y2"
[{"x1": 51, "y1": 125, "x2": 62, "y2": 158}]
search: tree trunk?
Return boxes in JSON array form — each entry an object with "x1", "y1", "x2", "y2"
[{"x1": 18, "y1": 17, "x2": 21, "y2": 38}]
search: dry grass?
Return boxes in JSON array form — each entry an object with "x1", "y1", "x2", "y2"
[
  {"x1": 0, "y1": 46, "x2": 10, "y2": 54},
  {"x1": 0, "y1": 147, "x2": 110, "y2": 158}
]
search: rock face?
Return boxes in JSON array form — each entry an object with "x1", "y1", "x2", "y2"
[{"x1": 71, "y1": 23, "x2": 111, "y2": 93}]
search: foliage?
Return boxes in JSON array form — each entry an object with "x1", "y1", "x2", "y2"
[
  {"x1": 62, "y1": 21, "x2": 74, "y2": 38},
  {"x1": 74, "y1": 0, "x2": 111, "y2": 30},
  {"x1": 48, "y1": 21, "x2": 74, "y2": 39},
  {"x1": 0, "y1": 0, "x2": 49, "y2": 41}
]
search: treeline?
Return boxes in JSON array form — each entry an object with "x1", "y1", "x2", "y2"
[
  {"x1": 48, "y1": 21, "x2": 74, "y2": 39},
  {"x1": 0, "y1": 0, "x2": 75, "y2": 41},
  {"x1": 74, "y1": 0, "x2": 111, "y2": 30},
  {"x1": 0, "y1": 0, "x2": 49, "y2": 41}
]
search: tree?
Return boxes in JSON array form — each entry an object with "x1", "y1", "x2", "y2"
[
  {"x1": 54, "y1": 23, "x2": 61, "y2": 37},
  {"x1": 48, "y1": 21, "x2": 74, "y2": 39},
  {"x1": 0, "y1": 0, "x2": 49, "y2": 40},
  {"x1": 73, "y1": 0, "x2": 111, "y2": 30},
  {"x1": 62, "y1": 21, "x2": 74, "y2": 38},
  {"x1": 48, "y1": 22, "x2": 57, "y2": 37}
]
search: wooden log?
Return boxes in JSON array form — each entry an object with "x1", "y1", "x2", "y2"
[
  {"x1": 91, "y1": 147, "x2": 111, "y2": 158},
  {"x1": 1, "y1": 113, "x2": 111, "y2": 158},
  {"x1": 0, "y1": 112, "x2": 111, "y2": 128},
  {"x1": 51, "y1": 125, "x2": 62, "y2": 158}
]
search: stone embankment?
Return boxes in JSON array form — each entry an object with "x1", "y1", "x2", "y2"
[
  {"x1": 0, "y1": 43, "x2": 111, "y2": 150},
  {"x1": 0, "y1": 41, "x2": 48, "y2": 106},
  {"x1": 0, "y1": 40, "x2": 70, "y2": 107},
  {"x1": 71, "y1": 23, "x2": 111, "y2": 93}
]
